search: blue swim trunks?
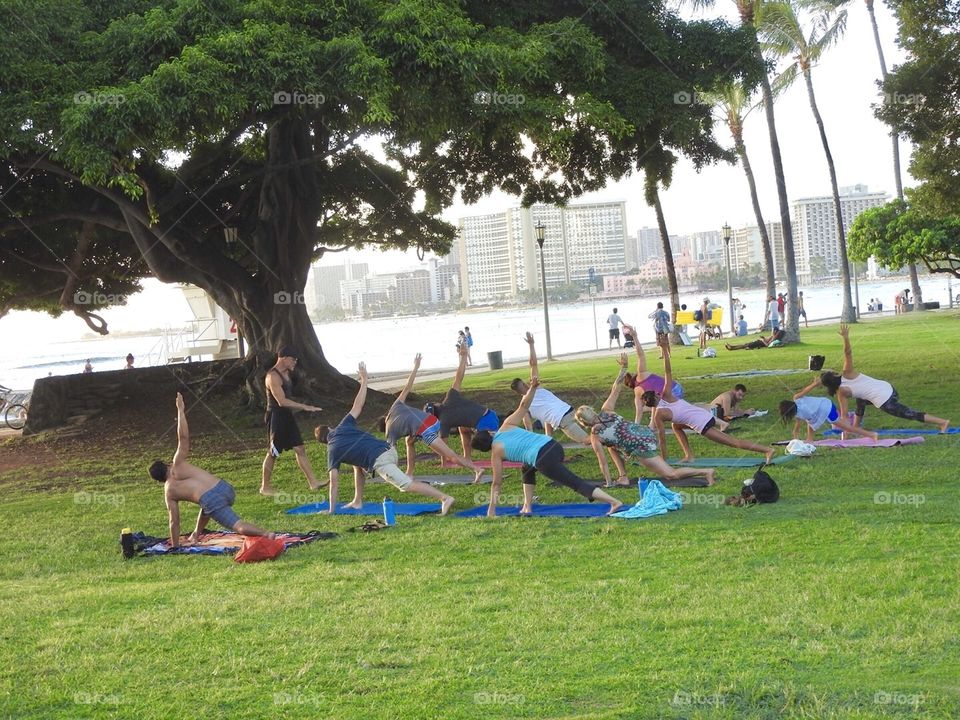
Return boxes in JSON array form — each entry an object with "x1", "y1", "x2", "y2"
[{"x1": 198, "y1": 479, "x2": 240, "y2": 530}]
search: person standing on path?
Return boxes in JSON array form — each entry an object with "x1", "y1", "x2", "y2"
[
  {"x1": 260, "y1": 346, "x2": 325, "y2": 496},
  {"x1": 607, "y1": 307, "x2": 623, "y2": 349},
  {"x1": 464, "y1": 326, "x2": 474, "y2": 366},
  {"x1": 698, "y1": 297, "x2": 710, "y2": 351},
  {"x1": 648, "y1": 302, "x2": 671, "y2": 358},
  {"x1": 765, "y1": 295, "x2": 780, "y2": 331},
  {"x1": 798, "y1": 291, "x2": 809, "y2": 328}
]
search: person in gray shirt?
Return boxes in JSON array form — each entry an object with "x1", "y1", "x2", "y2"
[{"x1": 379, "y1": 354, "x2": 485, "y2": 483}]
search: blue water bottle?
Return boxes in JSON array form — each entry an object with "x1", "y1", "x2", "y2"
[{"x1": 382, "y1": 497, "x2": 396, "y2": 526}]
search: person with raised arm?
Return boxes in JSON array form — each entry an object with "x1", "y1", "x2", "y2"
[
  {"x1": 261, "y1": 346, "x2": 325, "y2": 496},
  {"x1": 643, "y1": 338, "x2": 775, "y2": 464},
  {"x1": 314, "y1": 362, "x2": 455, "y2": 515},
  {"x1": 819, "y1": 324, "x2": 950, "y2": 433},
  {"x1": 778, "y1": 377, "x2": 879, "y2": 442},
  {"x1": 473, "y1": 378, "x2": 623, "y2": 518},
  {"x1": 378, "y1": 354, "x2": 485, "y2": 483},
  {"x1": 149, "y1": 393, "x2": 275, "y2": 548},
  {"x1": 424, "y1": 343, "x2": 501, "y2": 459},
  {"x1": 620, "y1": 323, "x2": 685, "y2": 424},
  {"x1": 573, "y1": 357, "x2": 717, "y2": 487}
]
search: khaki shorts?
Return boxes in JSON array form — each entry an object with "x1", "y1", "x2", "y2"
[
  {"x1": 372, "y1": 448, "x2": 413, "y2": 490},
  {"x1": 558, "y1": 411, "x2": 589, "y2": 443}
]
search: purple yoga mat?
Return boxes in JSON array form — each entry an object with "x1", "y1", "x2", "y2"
[{"x1": 812, "y1": 436, "x2": 925, "y2": 448}]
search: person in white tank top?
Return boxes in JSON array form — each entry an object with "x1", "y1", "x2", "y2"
[
  {"x1": 642, "y1": 338, "x2": 775, "y2": 464},
  {"x1": 819, "y1": 325, "x2": 950, "y2": 432}
]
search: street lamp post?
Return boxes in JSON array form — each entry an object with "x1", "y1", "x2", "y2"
[
  {"x1": 535, "y1": 221, "x2": 553, "y2": 360},
  {"x1": 723, "y1": 222, "x2": 734, "y2": 335}
]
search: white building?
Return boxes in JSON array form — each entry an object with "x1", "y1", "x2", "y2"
[
  {"x1": 730, "y1": 222, "x2": 785, "y2": 280},
  {"x1": 792, "y1": 184, "x2": 888, "y2": 282},
  {"x1": 456, "y1": 201, "x2": 628, "y2": 304},
  {"x1": 306, "y1": 260, "x2": 369, "y2": 312}
]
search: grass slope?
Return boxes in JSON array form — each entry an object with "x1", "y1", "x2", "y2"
[{"x1": 1, "y1": 314, "x2": 958, "y2": 719}]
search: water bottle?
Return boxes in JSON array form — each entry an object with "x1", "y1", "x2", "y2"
[
  {"x1": 120, "y1": 527, "x2": 135, "y2": 559},
  {"x1": 382, "y1": 497, "x2": 396, "y2": 526}
]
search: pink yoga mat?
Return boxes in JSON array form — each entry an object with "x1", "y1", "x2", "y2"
[{"x1": 812, "y1": 436, "x2": 925, "y2": 448}]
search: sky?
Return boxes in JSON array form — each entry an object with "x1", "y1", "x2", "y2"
[{"x1": 2, "y1": 0, "x2": 912, "y2": 340}]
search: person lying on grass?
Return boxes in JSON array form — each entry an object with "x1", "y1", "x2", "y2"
[
  {"x1": 423, "y1": 343, "x2": 501, "y2": 460},
  {"x1": 724, "y1": 328, "x2": 785, "y2": 351},
  {"x1": 509, "y1": 331, "x2": 631, "y2": 484},
  {"x1": 378, "y1": 353, "x2": 485, "y2": 484},
  {"x1": 315, "y1": 362, "x2": 455, "y2": 516},
  {"x1": 149, "y1": 393, "x2": 275, "y2": 548},
  {"x1": 780, "y1": 377, "x2": 879, "y2": 442},
  {"x1": 472, "y1": 377, "x2": 624, "y2": 518},
  {"x1": 619, "y1": 323, "x2": 685, "y2": 424},
  {"x1": 573, "y1": 356, "x2": 717, "y2": 487},
  {"x1": 819, "y1": 324, "x2": 950, "y2": 433},
  {"x1": 644, "y1": 338, "x2": 776, "y2": 465}
]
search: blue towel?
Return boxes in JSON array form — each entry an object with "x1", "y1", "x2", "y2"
[
  {"x1": 286, "y1": 501, "x2": 441, "y2": 516},
  {"x1": 455, "y1": 503, "x2": 612, "y2": 518},
  {"x1": 611, "y1": 479, "x2": 683, "y2": 519},
  {"x1": 824, "y1": 427, "x2": 960, "y2": 436}
]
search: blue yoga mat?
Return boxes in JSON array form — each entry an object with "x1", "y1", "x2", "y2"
[
  {"x1": 456, "y1": 503, "x2": 612, "y2": 518},
  {"x1": 824, "y1": 427, "x2": 960, "y2": 436},
  {"x1": 286, "y1": 501, "x2": 440, "y2": 516},
  {"x1": 666, "y1": 455, "x2": 795, "y2": 468}
]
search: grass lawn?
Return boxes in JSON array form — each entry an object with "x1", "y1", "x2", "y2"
[{"x1": 1, "y1": 313, "x2": 959, "y2": 719}]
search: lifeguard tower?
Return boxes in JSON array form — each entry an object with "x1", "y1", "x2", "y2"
[{"x1": 164, "y1": 285, "x2": 241, "y2": 363}]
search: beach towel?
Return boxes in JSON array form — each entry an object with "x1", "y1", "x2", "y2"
[
  {"x1": 811, "y1": 436, "x2": 925, "y2": 448},
  {"x1": 612, "y1": 479, "x2": 683, "y2": 519},
  {"x1": 823, "y1": 427, "x2": 960, "y2": 436},
  {"x1": 455, "y1": 503, "x2": 613, "y2": 518},
  {"x1": 666, "y1": 455, "x2": 796, "y2": 468},
  {"x1": 136, "y1": 530, "x2": 336, "y2": 556},
  {"x1": 286, "y1": 501, "x2": 441, "y2": 516}
]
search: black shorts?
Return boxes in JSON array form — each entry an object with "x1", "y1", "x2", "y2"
[
  {"x1": 265, "y1": 408, "x2": 304, "y2": 456},
  {"x1": 701, "y1": 417, "x2": 717, "y2": 435},
  {"x1": 609, "y1": 328, "x2": 620, "y2": 340}
]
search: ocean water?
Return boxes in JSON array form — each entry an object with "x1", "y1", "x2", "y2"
[{"x1": 1, "y1": 277, "x2": 955, "y2": 392}]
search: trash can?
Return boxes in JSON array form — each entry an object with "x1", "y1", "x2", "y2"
[{"x1": 487, "y1": 351, "x2": 503, "y2": 370}]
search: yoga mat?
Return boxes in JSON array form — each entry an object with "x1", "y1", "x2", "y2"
[
  {"x1": 456, "y1": 503, "x2": 613, "y2": 518},
  {"x1": 443, "y1": 458, "x2": 524, "y2": 468},
  {"x1": 824, "y1": 427, "x2": 960, "y2": 436},
  {"x1": 139, "y1": 530, "x2": 337, "y2": 556},
  {"x1": 286, "y1": 501, "x2": 441, "y2": 516},
  {"x1": 365, "y1": 474, "x2": 483, "y2": 485},
  {"x1": 666, "y1": 455, "x2": 796, "y2": 468},
  {"x1": 683, "y1": 368, "x2": 808, "y2": 380},
  {"x1": 812, "y1": 436, "x2": 925, "y2": 448}
]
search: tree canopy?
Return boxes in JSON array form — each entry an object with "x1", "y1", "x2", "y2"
[{"x1": 0, "y1": 0, "x2": 761, "y2": 386}]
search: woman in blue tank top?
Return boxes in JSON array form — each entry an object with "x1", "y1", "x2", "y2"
[{"x1": 471, "y1": 378, "x2": 623, "y2": 518}]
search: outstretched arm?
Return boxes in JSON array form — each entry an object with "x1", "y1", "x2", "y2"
[
  {"x1": 397, "y1": 354, "x2": 422, "y2": 404},
  {"x1": 793, "y1": 377, "x2": 822, "y2": 401},
  {"x1": 172, "y1": 393, "x2": 189, "y2": 465},
  {"x1": 348, "y1": 363, "x2": 368, "y2": 418},
  {"x1": 524, "y1": 332, "x2": 539, "y2": 378},
  {"x1": 623, "y1": 324, "x2": 647, "y2": 373},
  {"x1": 503, "y1": 377, "x2": 540, "y2": 428},
  {"x1": 165, "y1": 487, "x2": 181, "y2": 548},
  {"x1": 602, "y1": 355, "x2": 629, "y2": 412},
  {"x1": 839, "y1": 324, "x2": 855, "y2": 376},
  {"x1": 660, "y1": 337, "x2": 674, "y2": 390},
  {"x1": 450, "y1": 343, "x2": 469, "y2": 391}
]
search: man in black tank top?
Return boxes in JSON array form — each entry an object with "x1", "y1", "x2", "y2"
[{"x1": 261, "y1": 346, "x2": 325, "y2": 496}]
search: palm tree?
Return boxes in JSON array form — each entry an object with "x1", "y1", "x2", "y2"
[
  {"x1": 760, "y1": 1, "x2": 857, "y2": 322},
  {"x1": 706, "y1": 81, "x2": 777, "y2": 302},
  {"x1": 688, "y1": 0, "x2": 802, "y2": 340},
  {"x1": 862, "y1": 0, "x2": 924, "y2": 308},
  {"x1": 645, "y1": 176, "x2": 682, "y2": 344}
]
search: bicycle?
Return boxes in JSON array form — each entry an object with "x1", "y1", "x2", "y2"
[{"x1": 0, "y1": 384, "x2": 29, "y2": 430}]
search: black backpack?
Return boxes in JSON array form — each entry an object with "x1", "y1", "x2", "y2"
[{"x1": 693, "y1": 310, "x2": 703, "y2": 321}]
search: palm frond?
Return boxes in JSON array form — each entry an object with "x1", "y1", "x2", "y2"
[
  {"x1": 770, "y1": 63, "x2": 801, "y2": 98},
  {"x1": 757, "y1": 1, "x2": 807, "y2": 59}
]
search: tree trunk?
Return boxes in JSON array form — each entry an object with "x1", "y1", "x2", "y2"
[
  {"x1": 753, "y1": 41, "x2": 801, "y2": 341},
  {"x1": 733, "y1": 129, "x2": 777, "y2": 302},
  {"x1": 866, "y1": 0, "x2": 923, "y2": 308},
  {"x1": 803, "y1": 68, "x2": 856, "y2": 322},
  {"x1": 648, "y1": 180, "x2": 682, "y2": 345}
]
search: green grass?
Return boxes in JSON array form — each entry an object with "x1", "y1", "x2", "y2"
[{"x1": 1, "y1": 313, "x2": 959, "y2": 719}]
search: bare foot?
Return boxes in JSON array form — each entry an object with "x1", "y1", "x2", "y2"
[
  {"x1": 868, "y1": 432, "x2": 880, "y2": 441},
  {"x1": 343, "y1": 500, "x2": 363, "y2": 510},
  {"x1": 259, "y1": 486, "x2": 275, "y2": 497},
  {"x1": 440, "y1": 496, "x2": 455, "y2": 516},
  {"x1": 764, "y1": 448, "x2": 776, "y2": 465},
  {"x1": 940, "y1": 420, "x2": 950, "y2": 434},
  {"x1": 606, "y1": 501, "x2": 624, "y2": 516},
  {"x1": 520, "y1": 504, "x2": 533, "y2": 515},
  {"x1": 473, "y1": 468, "x2": 486, "y2": 484},
  {"x1": 704, "y1": 469, "x2": 717, "y2": 486},
  {"x1": 308, "y1": 480, "x2": 329, "y2": 491},
  {"x1": 680, "y1": 455, "x2": 695, "y2": 464},
  {"x1": 187, "y1": 532, "x2": 203, "y2": 544}
]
